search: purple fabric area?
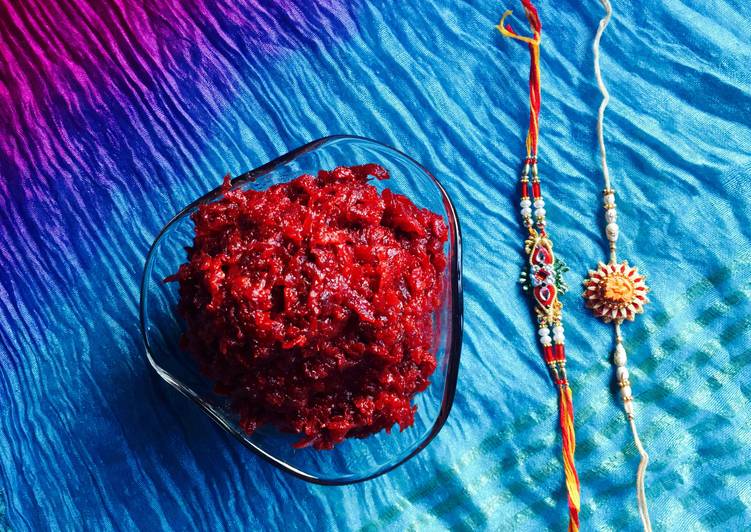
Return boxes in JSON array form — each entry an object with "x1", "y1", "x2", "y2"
[{"x1": 0, "y1": 0, "x2": 354, "y2": 289}]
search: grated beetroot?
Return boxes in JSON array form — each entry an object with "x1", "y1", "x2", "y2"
[{"x1": 167, "y1": 164, "x2": 448, "y2": 449}]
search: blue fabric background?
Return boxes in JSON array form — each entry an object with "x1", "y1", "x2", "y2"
[{"x1": 1, "y1": 0, "x2": 750, "y2": 530}]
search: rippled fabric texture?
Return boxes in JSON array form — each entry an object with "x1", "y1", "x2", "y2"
[{"x1": 1, "y1": 0, "x2": 750, "y2": 530}]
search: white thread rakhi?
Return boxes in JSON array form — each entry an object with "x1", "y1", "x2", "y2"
[{"x1": 585, "y1": 1, "x2": 653, "y2": 531}]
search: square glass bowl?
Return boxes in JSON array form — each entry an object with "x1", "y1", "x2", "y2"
[{"x1": 140, "y1": 135, "x2": 462, "y2": 484}]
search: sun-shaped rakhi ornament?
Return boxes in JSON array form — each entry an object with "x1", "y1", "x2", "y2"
[{"x1": 583, "y1": 261, "x2": 649, "y2": 323}]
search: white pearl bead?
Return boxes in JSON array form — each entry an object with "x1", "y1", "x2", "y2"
[
  {"x1": 538, "y1": 327, "x2": 550, "y2": 337},
  {"x1": 617, "y1": 366, "x2": 629, "y2": 383},
  {"x1": 540, "y1": 335, "x2": 552, "y2": 346},
  {"x1": 605, "y1": 208, "x2": 617, "y2": 223},
  {"x1": 521, "y1": 207, "x2": 532, "y2": 218},
  {"x1": 606, "y1": 222, "x2": 619, "y2": 241},
  {"x1": 613, "y1": 344, "x2": 627, "y2": 366},
  {"x1": 552, "y1": 325, "x2": 564, "y2": 336},
  {"x1": 533, "y1": 199, "x2": 545, "y2": 209},
  {"x1": 553, "y1": 333, "x2": 565, "y2": 343},
  {"x1": 520, "y1": 199, "x2": 532, "y2": 208},
  {"x1": 624, "y1": 400, "x2": 634, "y2": 416},
  {"x1": 534, "y1": 208, "x2": 546, "y2": 218},
  {"x1": 621, "y1": 385, "x2": 632, "y2": 399},
  {"x1": 604, "y1": 193, "x2": 615, "y2": 205}
]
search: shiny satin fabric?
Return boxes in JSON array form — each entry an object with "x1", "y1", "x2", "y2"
[{"x1": 1, "y1": 0, "x2": 750, "y2": 529}]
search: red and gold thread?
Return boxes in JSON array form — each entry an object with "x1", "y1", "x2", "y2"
[{"x1": 498, "y1": 3, "x2": 581, "y2": 531}]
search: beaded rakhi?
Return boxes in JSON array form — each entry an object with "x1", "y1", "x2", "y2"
[
  {"x1": 586, "y1": 1, "x2": 652, "y2": 530},
  {"x1": 497, "y1": 2, "x2": 580, "y2": 530}
]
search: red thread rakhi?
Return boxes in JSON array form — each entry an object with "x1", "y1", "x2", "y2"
[{"x1": 497, "y1": 2, "x2": 581, "y2": 531}]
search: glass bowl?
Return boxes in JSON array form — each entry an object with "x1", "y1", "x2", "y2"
[{"x1": 139, "y1": 135, "x2": 462, "y2": 485}]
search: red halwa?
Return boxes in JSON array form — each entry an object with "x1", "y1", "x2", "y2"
[{"x1": 168, "y1": 164, "x2": 448, "y2": 449}]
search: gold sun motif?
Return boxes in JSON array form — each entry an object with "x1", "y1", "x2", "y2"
[{"x1": 583, "y1": 261, "x2": 649, "y2": 323}]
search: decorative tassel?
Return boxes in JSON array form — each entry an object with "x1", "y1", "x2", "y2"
[
  {"x1": 549, "y1": 357, "x2": 581, "y2": 532},
  {"x1": 558, "y1": 382, "x2": 581, "y2": 532}
]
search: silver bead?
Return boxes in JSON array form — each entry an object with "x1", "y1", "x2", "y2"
[
  {"x1": 606, "y1": 222, "x2": 619, "y2": 241},
  {"x1": 613, "y1": 344, "x2": 627, "y2": 367}
]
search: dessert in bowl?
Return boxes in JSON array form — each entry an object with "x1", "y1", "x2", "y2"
[{"x1": 140, "y1": 135, "x2": 462, "y2": 484}]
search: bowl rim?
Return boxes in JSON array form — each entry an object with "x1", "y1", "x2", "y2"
[{"x1": 139, "y1": 134, "x2": 463, "y2": 485}]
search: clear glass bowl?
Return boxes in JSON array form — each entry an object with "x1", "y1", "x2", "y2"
[{"x1": 139, "y1": 135, "x2": 462, "y2": 485}]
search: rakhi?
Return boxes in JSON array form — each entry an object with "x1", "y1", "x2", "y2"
[
  {"x1": 497, "y1": 2, "x2": 581, "y2": 531},
  {"x1": 584, "y1": 1, "x2": 652, "y2": 530}
]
